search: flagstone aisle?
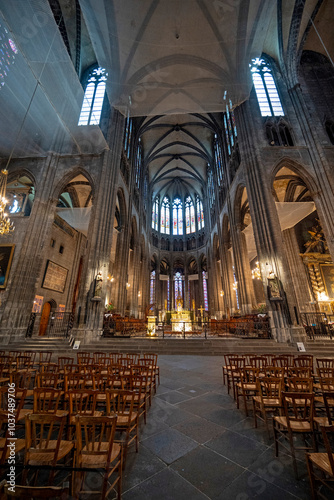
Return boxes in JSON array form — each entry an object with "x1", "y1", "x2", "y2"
[{"x1": 121, "y1": 355, "x2": 311, "y2": 500}]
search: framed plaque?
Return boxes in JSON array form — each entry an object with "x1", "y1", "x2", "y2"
[
  {"x1": 0, "y1": 244, "x2": 15, "y2": 289},
  {"x1": 42, "y1": 260, "x2": 68, "y2": 293}
]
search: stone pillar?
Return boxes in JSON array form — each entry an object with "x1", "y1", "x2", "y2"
[
  {"x1": 230, "y1": 224, "x2": 256, "y2": 314},
  {"x1": 283, "y1": 227, "x2": 314, "y2": 318}
]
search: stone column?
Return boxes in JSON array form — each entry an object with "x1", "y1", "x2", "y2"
[
  {"x1": 230, "y1": 224, "x2": 256, "y2": 314},
  {"x1": 283, "y1": 227, "x2": 314, "y2": 318}
]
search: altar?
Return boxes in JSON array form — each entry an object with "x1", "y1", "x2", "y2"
[{"x1": 171, "y1": 294, "x2": 192, "y2": 332}]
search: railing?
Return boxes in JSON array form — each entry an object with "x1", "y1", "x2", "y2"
[
  {"x1": 301, "y1": 312, "x2": 334, "y2": 340},
  {"x1": 25, "y1": 312, "x2": 74, "y2": 338},
  {"x1": 102, "y1": 315, "x2": 271, "y2": 339}
]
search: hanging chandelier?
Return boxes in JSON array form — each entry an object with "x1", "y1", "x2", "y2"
[{"x1": 0, "y1": 169, "x2": 14, "y2": 235}]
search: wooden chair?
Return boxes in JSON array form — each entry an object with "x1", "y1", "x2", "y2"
[
  {"x1": 77, "y1": 352, "x2": 93, "y2": 366},
  {"x1": 222, "y1": 353, "x2": 237, "y2": 386},
  {"x1": 286, "y1": 376, "x2": 313, "y2": 393},
  {"x1": 273, "y1": 392, "x2": 316, "y2": 479},
  {"x1": 307, "y1": 424, "x2": 334, "y2": 500},
  {"x1": 73, "y1": 415, "x2": 122, "y2": 499},
  {"x1": 248, "y1": 356, "x2": 267, "y2": 370},
  {"x1": 33, "y1": 388, "x2": 67, "y2": 417},
  {"x1": 272, "y1": 356, "x2": 290, "y2": 376},
  {"x1": 23, "y1": 413, "x2": 73, "y2": 485},
  {"x1": 37, "y1": 351, "x2": 53, "y2": 368},
  {"x1": 236, "y1": 367, "x2": 259, "y2": 416},
  {"x1": 294, "y1": 354, "x2": 314, "y2": 372},
  {"x1": 227, "y1": 357, "x2": 245, "y2": 400},
  {"x1": 36, "y1": 372, "x2": 63, "y2": 391},
  {"x1": 57, "y1": 357, "x2": 74, "y2": 374},
  {"x1": 106, "y1": 389, "x2": 139, "y2": 464},
  {"x1": 2, "y1": 481, "x2": 70, "y2": 498},
  {"x1": 316, "y1": 358, "x2": 334, "y2": 372},
  {"x1": 67, "y1": 389, "x2": 102, "y2": 438},
  {"x1": 253, "y1": 377, "x2": 283, "y2": 436},
  {"x1": 140, "y1": 353, "x2": 160, "y2": 387}
]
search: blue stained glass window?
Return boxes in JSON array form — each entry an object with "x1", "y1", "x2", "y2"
[
  {"x1": 150, "y1": 271, "x2": 156, "y2": 304},
  {"x1": 202, "y1": 271, "x2": 208, "y2": 311}
]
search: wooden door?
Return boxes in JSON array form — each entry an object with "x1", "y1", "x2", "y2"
[{"x1": 39, "y1": 302, "x2": 51, "y2": 336}]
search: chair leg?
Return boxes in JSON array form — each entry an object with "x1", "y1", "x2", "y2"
[
  {"x1": 253, "y1": 399, "x2": 258, "y2": 428},
  {"x1": 287, "y1": 429, "x2": 298, "y2": 480},
  {"x1": 306, "y1": 455, "x2": 318, "y2": 500},
  {"x1": 273, "y1": 420, "x2": 279, "y2": 457}
]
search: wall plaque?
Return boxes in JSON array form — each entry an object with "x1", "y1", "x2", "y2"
[{"x1": 42, "y1": 260, "x2": 68, "y2": 293}]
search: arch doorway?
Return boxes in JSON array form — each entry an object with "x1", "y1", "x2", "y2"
[{"x1": 38, "y1": 300, "x2": 57, "y2": 336}]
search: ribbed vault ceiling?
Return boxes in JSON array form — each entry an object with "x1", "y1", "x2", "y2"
[{"x1": 0, "y1": 0, "x2": 333, "y2": 204}]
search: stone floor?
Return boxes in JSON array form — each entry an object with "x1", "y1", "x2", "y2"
[{"x1": 121, "y1": 355, "x2": 315, "y2": 500}]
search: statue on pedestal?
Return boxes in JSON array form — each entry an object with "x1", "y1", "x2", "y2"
[{"x1": 92, "y1": 272, "x2": 103, "y2": 301}]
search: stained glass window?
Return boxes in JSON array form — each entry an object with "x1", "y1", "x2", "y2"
[
  {"x1": 78, "y1": 67, "x2": 107, "y2": 126},
  {"x1": 161, "y1": 196, "x2": 170, "y2": 234},
  {"x1": 167, "y1": 278, "x2": 170, "y2": 311},
  {"x1": 173, "y1": 198, "x2": 183, "y2": 235},
  {"x1": 214, "y1": 136, "x2": 224, "y2": 186},
  {"x1": 202, "y1": 271, "x2": 208, "y2": 311},
  {"x1": 0, "y1": 21, "x2": 18, "y2": 90},
  {"x1": 250, "y1": 58, "x2": 284, "y2": 117},
  {"x1": 150, "y1": 270, "x2": 156, "y2": 304},
  {"x1": 152, "y1": 196, "x2": 159, "y2": 230},
  {"x1": 185, "y1": 196, "x2": 196, "y2": 234},
  {"x1": 196, "y1": 195, "x2": 204, "y2": 229},
  {"x1": 174, "y1": 272, "x2": 183, "y2": 306}
]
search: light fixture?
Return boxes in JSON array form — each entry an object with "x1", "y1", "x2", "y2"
[
  {"x1": 251, "y1": 261, "x2": 261, "y2": 280},
  {"x1": 233, "y1": 281, "x2": 238, "y2": 291},
  {"x1": 138, "y1": 291, "x2": 141, "y2": 297},
  {"x1": 318, "y1": 291, "x2": 329, "y2": 302},
  {"x1": 220, "y1": 290, "x2": 224, "y2": 297},
  {"x1": 126, "y1": 283, "x2": 130, "y2": 288},
  {"x1": 0, "y1": 169, "x2": 14, "y2": 235},
  {"x1": 110, "y1": 276, "x2": 114, "y2": 282}
]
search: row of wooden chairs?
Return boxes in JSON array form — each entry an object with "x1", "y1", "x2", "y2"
[
  {"x1": 223, "y1": 353, "x2": 334, "y2": 497},
  {"x1": 0, "y1": 351, "x2": 160, "y2": 498}
]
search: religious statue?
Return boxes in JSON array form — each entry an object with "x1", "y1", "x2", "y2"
[
  {"x1": 93, "y1": 272, "x2": 103, "y2": 299},
  {"x1": 176, "y1": 293, "x2": 183, "y2": 312}
]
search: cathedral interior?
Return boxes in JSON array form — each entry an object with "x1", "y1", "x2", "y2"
[
  {"x1": 1, "y1": 2, "x2": 334, "y2": 499},
  {"x1": 0, "y1": 0, "x2": 333, "y2": 345}
]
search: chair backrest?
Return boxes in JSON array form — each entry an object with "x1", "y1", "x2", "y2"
[
  {"x1": 294, "y1": 355, "x2": 314, "y2": 370},
  {"x1": 282, "y1": 392, "x2": 314, "y2": 427},
  {"x1": 258, "y1": 377, "x2": 283, "y2": 399},
  {"x1": 241, "y1": 367, "x2": 259, "y2": 384},
  {"x1": 36, "y1": 372, "x2": 62, "y2": 390},
  {"x1": 286, "y1": 377, "x2": 313, "y2": 393},
  {"x1": 272, "y1": 356, "x2": 290, "y2": 370},
  {"x1": 249, "y1": 356, "x2": 267, "y2": 369},
  {"x1": 228, "y1": 357, "x2": 245, "y2": 369},
  {"x1": 38, "y1": 351, "x2": 53, "y2": 366},
  {"x1": 77, "y1": 352, "x2": 93, "y2": 365},
  {"x1": 67, "y1": 389, "x2": 98, "y2": 418},
  {"x1": 105, "y1": 389, "x2": 135, "y2": 423},
  {"x1": 75, "y1": 415, "x2": 117, "y2": 467},
  {"x1": 322, "y1": 392, "x2": 334, "y2": 426},
  {"x1": 316, "y1": 358, "x2": 334, "y2": 371},
  {"x1": 33, "y1": 388, "x2": 63, "y2": 414},
  {"x1": 318, "y1": 367, "x2": 334, "y2": 379},
  {"x1": 16, "y1": 355, "x2": 32, "y2": 370},
  {"x1": 287, "y1": 367, "x2": 312, "y2": 378},
  {"x1": 57, "y1": 357, "x2": 74, "y2": 370},
  {"x1": 25, "y1": 413, "x2": 67, "y2": 465},
  {"x1": 93, "y1": 352, "x2": 107, "y2": 363},
  {"x1": 64, "y1": 372, "x2": 91, "y2": 392},
  {"x1": 264, "y1": 366, "x2": 285, "y2": 378},
  {"x1": 11, "y1": 370, "x2": 33, "y2": 390}
]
